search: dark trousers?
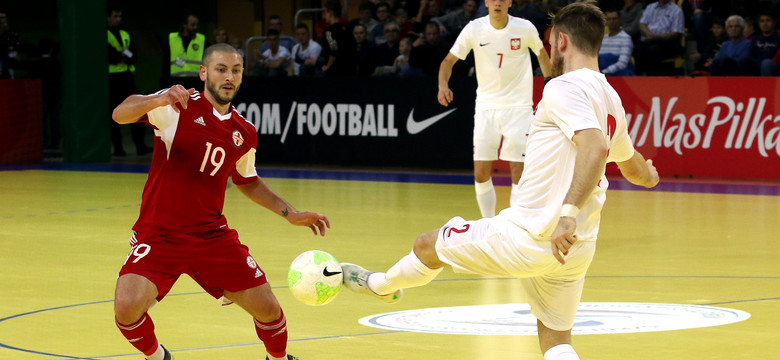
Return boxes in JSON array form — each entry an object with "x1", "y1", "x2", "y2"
[
  {"x1": 634, "y1": 38, "x2": 683, "y2": 75},
  {"x1": 109, "y1": 71, "x2": 148, "y2": 155}
]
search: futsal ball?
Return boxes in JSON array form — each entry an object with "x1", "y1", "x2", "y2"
[{"x1": 288, "y1": 250, "x2": 343, "y2": 306}]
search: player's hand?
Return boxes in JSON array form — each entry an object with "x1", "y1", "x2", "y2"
[
  {"x1": 644, "y1": 159, "x2": 660, "y2": 188},
  {"x1": 287, "y1": 211, "x2": 331, "y2": 236},
  {"x1": 163, "y1": 85, "x2": 197, "y2": 113},
  {"x1": 551, "y1": 216, "x2": 577, "y2": 264},
  {"x1": 438, "y1": 87, "x2": 454, "y2": 106}
]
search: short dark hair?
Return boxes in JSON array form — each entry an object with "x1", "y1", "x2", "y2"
[
  {"x1": 266, "y1": 29, "x2": 280, "y2": 37},
  {"x1": 203, "y1": 43, "x2": 242, "y2": 66},
  {"x1": 550, "y1": 0, "x2": 605, "y2": 56},
  {"x1": 106, "y1": 5, "x2": 122, "y2": 17},
  {"x1": 325, "y1": 0, "x2": 342, "y2": 15},
  {"x1": 296, "y1": 23, "x2": 309, "y2": 31}
]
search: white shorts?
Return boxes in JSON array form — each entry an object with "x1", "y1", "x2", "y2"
[
  {"x1": 434, "y1": 215, "x2": 597, "y2": 331},
  {"x1": 473, "y1": 107, "x2": 533, "y2": 162}
]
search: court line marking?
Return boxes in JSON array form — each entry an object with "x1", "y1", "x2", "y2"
[
  {"x1": 1, "y1": 277, "x2": 778, "y2": 359},
  {"x1": 2, "y1": 165, "x2": 778, "y2": 196}
]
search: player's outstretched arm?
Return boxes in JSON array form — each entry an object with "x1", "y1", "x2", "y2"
[
  {"x1": 437, "y1": 53, "x2": 459, "y2": 106},
  {"x1": 236, "y1": 178, "x2": 330, "y2": 236},
  {"x1": 112, "y1": 85, "x2": 196, "y2": 124},
  {"x1": 537, "y1": 47, "x2": 552, "y2": 78},
  {"x1": 616, "y1": 151, "x2": 660, "y2": 188}
]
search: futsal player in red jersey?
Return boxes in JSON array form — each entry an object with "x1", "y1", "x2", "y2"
[{"x1": 111, "y1": 43, "x2": 329, "y2": 360}]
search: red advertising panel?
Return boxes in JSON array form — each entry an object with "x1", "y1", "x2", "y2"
[{"x1": 608, "y1": 77, "x2": 780, "y2": 179}]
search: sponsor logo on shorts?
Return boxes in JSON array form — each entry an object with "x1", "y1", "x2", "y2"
[
  {"x1": 246, "y1": 256, "x2": 257, "y2": 269},
  {"x1": 359, "y1": 303, "x2": 750, "y2": 335}
]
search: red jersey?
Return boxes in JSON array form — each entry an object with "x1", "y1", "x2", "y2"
[{"x1": 133, "y1": 90, "x2": 259, "y2": 234}]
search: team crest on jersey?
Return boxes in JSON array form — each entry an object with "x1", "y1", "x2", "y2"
[
  {"x1": 511, "y1": 38, "x2": 522, "y2": 50},
  {"x1": 232, "y1": 130, "x2": 244, "y2": 147},
  {"x1": 246, "y1": 256, "x2": 258, "y2": 269}
]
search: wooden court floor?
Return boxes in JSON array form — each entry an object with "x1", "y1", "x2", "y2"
[{"x1": 0, "y1": 168, "x2": 778, "y2": 359}]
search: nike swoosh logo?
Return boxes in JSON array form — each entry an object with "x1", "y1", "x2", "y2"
[
  {"x1": 479, "y1": 43, "x2": 489, "y2": 46},
  {"x1": 406, "y1": 108, "x2": 457, "y2": 135},
  {"x1": 323, "y1": 267, "x2": 342, "y2": 277}
]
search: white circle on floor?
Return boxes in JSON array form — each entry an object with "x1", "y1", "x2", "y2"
[{"x1": 358, "y1": 302, "x2": 750, "y2": 335}]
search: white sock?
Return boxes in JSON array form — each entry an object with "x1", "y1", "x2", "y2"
[
  {"x1": 146, "y1": 344, "x2": 165, "y2": 360},
  {"x1": 367, "y1": 251, "x2": 443, "y2": 295},
  {"x1": 475, "y1": 178, "x2": 496, "y2": 217},
  {"x1": 544, "y1": 344, "x2": 580, "y2": 360},
  {"x1": 267, "y1": 354, "x2": 286, "y2": 360},
  {"x1": 509, "y1": 182, "x2": 522, "y2": 207}
]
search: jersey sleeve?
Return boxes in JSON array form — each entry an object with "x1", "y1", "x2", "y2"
[
  {"x1": 146, "y1": 104, "x2": 179, "y2": 131},
  {"x1": 232, "y1": 147, "x2": 259, "y2": 185},
  {"x1": 449, "y1": 21, "x2": 473, "y2": 60},
  {"x1": 543, "y1": 80, "x2": 601, "y2": 140},
  {"x1": 526, "y1": 23, "x2": 544, "y2": 55},
  {"x1": 608, "y1": 111, "x2": 635, "y2": 163}
]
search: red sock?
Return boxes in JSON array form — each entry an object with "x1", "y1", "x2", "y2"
[
  {"x1": 116, "y1": 312, "x2": 159, "y2": 356},
  {"x1": 254, "y1": 308, "x2": 288, "y2": 358}
]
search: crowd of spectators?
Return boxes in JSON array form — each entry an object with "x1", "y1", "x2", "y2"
[{"x1": 242, "y1": 0, "x2": 780, "y2": 78}]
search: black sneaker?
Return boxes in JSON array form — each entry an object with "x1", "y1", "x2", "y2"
[{"x1": 266, "y1": 355, "x2": 300, "y2": 360}]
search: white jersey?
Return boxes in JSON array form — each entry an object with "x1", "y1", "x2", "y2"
[
  {"x1": 449, "y1": 15, "x2": 543, "y2": 110},
  {"x1": 504, "y1": 68, "x2": 635, "y2": 241}
]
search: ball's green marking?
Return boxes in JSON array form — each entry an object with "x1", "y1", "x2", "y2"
[
  {"x1": 288, "y1": 268, "x2": 302, "y2": 286},
  {"x1": 314, "y1": 281, "x2": 342, "y2": 305}
]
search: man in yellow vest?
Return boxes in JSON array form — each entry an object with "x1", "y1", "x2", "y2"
[
  {"x1": 168, "y1": 14, "x2": 206, "y2": 77},
  {"x1": 107, "y1": 6, "x2": 150, "y2": 156}
]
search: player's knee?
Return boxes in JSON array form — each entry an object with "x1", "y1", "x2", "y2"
[
  {"x1": 413, "y1": 231, "x2": 442, "y2": 268},
  {"x1": 113, "y1": 294, "x2": 148, "y2": 324}
]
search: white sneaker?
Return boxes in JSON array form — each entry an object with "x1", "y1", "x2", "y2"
[{"x1": 341, "y1": 263, "x2": 403, "y2": 304}]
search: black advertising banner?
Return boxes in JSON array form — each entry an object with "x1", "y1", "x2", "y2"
[{"x1": 231, "y1": 76, "x2": 478, "y2": 170}]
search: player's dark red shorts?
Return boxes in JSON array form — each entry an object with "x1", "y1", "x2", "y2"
[{"x1": 118, "y1": 228, "x2": 267, "y2": 301}]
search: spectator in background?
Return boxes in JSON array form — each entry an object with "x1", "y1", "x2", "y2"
[
  {"x1": 408, "y1": 22, "x2": 449, "y2": 77},
  {"x1": 288, "y1": 24, "x2": 321, "y2": 77},
  {"x1": 510, "y1": 0, "x2": 548, "y2": 36},
  {"x1": 354, "y1": 23, "x2": 375, "y2": 76},
  {"x1": 739, "y1": 13, "x2": 780, "y2": 75},
  {"x1": 321, "y1": 0, "x2": 357, "y2": 76},
  {"x1": 168, "y1": 14, "x2": 205, "y2": 77},
  {"x1": 599, "y1": 10, "x2": 636, "y2": 76},
  {"x1": 257, "y1": 29, "x2": 290, "y2": 77},
  {"x1": 0, "y1": 13, "x2": 21, "y2": 78},
  {"x1": 107, "y1": 6, "x2": 150, "y2": 156},
  {"x1": 371, "y1": 2, "x2": 397, "y2": 46},
  {"x1": 351, "y1": 2, "x2": 380, "y2": 43},
  {"x1": 633, "y1": 0, "x2": 685, "y2": 75},
  {"x1": 370, "y1": 22, "x2": 401, "y2": 76},
  {"x1": 394, "y1": 37, "x2": 412, "y2": 75},
  {"x1": 762, "y1": 48, "x2": 780, "y2": 75},
  {"x1": 395, "y1": 8, "x2": 415, "y2": 40},
  {"x1": 620, "y1": 0, "x2": 644, "y2": 42},
  {"x1": 430, "y1": 0, "x2": 479, "y2": 41},
  {"x1": 230, "y1": 37, "x2": 245, "y2": 58},
  {"x1": 711, "y1": 15, "x2": 751, "y2": 76},
  {"x1": 260, "y1": 15, "x2": 294, "y2": 53},
  {"x1": 690, "y1": 18, "x2": 726, "y2": 75},
  {"x1": 213, "y1": 27, "x2": 229, "y2": 44},
  {"x1": 743, "y1": 15, "x2": 756, "y2": 40}
]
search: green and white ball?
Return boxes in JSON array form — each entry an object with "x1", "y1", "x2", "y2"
[{"x1": 288, "y1": 250, "x2": 343, "y2": 306}]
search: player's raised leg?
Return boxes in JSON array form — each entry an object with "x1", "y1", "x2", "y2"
[
  {"x1": 342, "y1": 230, "x2": 445, "y2": 302},
  {"x1": 223, "y1": 283, "x2": 298, "y2": 360},
  {"x1": 538, "y1": 320, "x2": 579, "y2": 360},
  {"x1": 114, "y1": 274, "x2": 173, "y2": 360},
  {"x1": 474, "y1": 160, "x2": 496, "y2": 217}
]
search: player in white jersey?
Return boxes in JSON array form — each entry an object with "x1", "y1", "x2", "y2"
[
  {"x1": 340, "y1": 2, "x2": 659, "y2": 359},
  {"x1": 438, "y1": 0, "x2": 551, "y2": 218}
]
